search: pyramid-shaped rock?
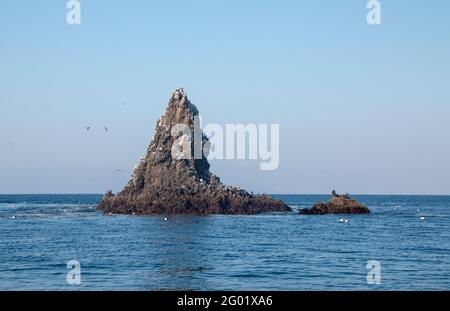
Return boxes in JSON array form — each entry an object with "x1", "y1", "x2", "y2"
[{"x1": 97, "y1": 89, "x2": 291, "y2": 215}]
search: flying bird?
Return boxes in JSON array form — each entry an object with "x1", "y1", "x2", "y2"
[
  {"x1": 86, "y1": 126, "x2": 90, "y2": 131},
  {"x1": 104, "y1": 127, "x2": 109, "y2": 133}
]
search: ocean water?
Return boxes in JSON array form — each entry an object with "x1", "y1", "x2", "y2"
[{"x1": 0, "y1": 194, "x2": 449, "y2": 291}]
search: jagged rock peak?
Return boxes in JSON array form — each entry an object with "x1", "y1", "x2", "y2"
[
  {"x1": 97, "y1": 88, "x2": 291, "y2": 215},
  {"x1": 164, "y1": 88, "x2": 199, "y2": 123}
]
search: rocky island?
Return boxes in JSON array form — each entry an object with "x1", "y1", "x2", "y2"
[
  {"x1": 299, "y1": 191, "x2": 370, "y2": 215},
  {"x1": 97, "y1": 89, "x2": 291, "y2": 215}
]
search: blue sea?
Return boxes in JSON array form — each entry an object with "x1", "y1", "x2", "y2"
[{"x1": 0, "y1": 194, "x2": 449, "y2": 291}]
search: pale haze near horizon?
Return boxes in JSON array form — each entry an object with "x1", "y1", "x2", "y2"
[{"x1": 1, "y1": 0, "x2": 450, "y2": 195}]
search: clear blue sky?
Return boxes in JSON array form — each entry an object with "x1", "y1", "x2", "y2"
[{"x1": 1, "y1": 0, "x2": 449, "y2": 194}]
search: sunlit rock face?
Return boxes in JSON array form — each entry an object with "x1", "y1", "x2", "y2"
[{"x1": 97, "y1": 89, "x2": 291, "y2": 215}]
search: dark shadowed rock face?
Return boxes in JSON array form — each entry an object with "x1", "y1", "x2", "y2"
[
  {"x1": 299, "y1": 191, "x2": 370, "y2": 215},
  {"x1": 97, "y1": 88, "x2": 291, "y2": 215}
]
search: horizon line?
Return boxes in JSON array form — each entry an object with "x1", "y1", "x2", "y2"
[{"x1": 1, "y1": 193, "x2": 450, "y2": 197}]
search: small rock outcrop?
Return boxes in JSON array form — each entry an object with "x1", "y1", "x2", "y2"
[
  {"x1": 299, "y1": 191, "x2": 370, "y2": 215},
  {"x1": 97, "y1": 88, "x2": 291, "y2": 215}
]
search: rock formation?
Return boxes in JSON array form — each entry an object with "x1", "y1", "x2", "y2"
[
  {"x1": 299, "y1": 191, "x2": 370, "y2": 215},
  {"x1": 97, "y1": 88, "x2": 291, "y2": 215}
]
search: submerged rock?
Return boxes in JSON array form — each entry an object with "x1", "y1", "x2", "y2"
[
  {"x1": 97, "y1": 88, "x2": 290, "y2": 215},
  {"x1": 299, "y1": 191, "x2": 370, "y2": 215}
]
